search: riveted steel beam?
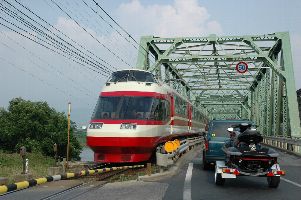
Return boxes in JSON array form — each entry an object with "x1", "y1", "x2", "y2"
[{"x1": 136, "y1": 32, "x2": 301, "y2": 138}]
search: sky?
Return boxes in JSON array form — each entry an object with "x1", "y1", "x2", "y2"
[{"x1": 0, "y1": 0, "x2": 300, "y2": 125}]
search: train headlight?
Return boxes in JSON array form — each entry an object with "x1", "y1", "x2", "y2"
[
  {"x1": 89, "y1": 123, "x2": 103, "y2": 129},
  {"x1": 120, "y1": 123, "x2": 137, "y2": 130}
]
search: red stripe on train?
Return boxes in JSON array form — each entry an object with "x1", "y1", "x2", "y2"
[
  {"x1": 173, "y1": 119, "x2": 188, "y2": 126},
  {"x1": 90, "y1": 119, "x2": 189, "y2": 126},
  {"x1": 87, "y1": 136, "x2": 160, "y2": 147},
  {"x1": 87, "y1": 132, "x2": 200, "y2": 148},
  {"x1": 90, "y1": 119, "x2": 165, "y2": 125},
  {"x1": 101, "y1": 91, "x2": 168, "y2": 99},
  {"x1": 90, "y1": 119, "x2": 166, "y2": 125}
]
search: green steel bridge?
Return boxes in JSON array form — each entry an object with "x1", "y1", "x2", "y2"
[{"x1": 136, "y1": 32, "x2": 301, "y2": 154}]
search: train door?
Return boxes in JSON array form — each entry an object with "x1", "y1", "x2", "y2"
[{"x1": 187, "y1": 103, "x2": 192, "y2": 131}]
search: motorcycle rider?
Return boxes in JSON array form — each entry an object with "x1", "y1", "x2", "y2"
[{"x1": 225, "y1": 127, "x2": 236, "y2": 148}]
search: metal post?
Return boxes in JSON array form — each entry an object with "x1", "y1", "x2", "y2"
[
  {"x1": 25, "y1": 158, "x2": 29, "y2": 174},
  {"x1": 146, "y1": 163, "x2": 152, "y2": 176},
  {"x1": 20, "y1": 146, "x2": 26, "y2": 174},
  {"x1": 53, "y1": 143, "x2": 58, "y2": 166},
  {"x1": 66, "y1": 102, "x2": 71, "y2": 168}
]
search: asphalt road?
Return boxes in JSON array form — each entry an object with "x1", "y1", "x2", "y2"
[
  {"x1": 162, "y1": 150, "x2": 301, "y2": 200},
  {"x1": 1, "y1": 149, "x2": 301, "y2": 200}
]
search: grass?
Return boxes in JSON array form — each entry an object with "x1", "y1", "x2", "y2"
[{"x1": 0, "y1": 151, "x2": 55, "y2": 184}]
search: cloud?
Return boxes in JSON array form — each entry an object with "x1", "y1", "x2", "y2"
[{"x1": 116, "y1": 0, "x2": 223, "y2": 37}]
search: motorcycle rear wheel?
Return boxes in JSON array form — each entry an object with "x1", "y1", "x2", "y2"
[{"x1": 267, "y1": 176, "x2": 280, "y2": 188}]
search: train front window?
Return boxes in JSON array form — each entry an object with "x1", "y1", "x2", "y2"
[
  {"x1": 92, "y1": 96, "x2": 168, "y2": 120},
  {"x1": 108, "y1": 70, "x2": 155, "y2": 83}
]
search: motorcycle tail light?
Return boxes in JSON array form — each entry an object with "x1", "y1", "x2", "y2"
[
  {"x1": 233, "y1": 169, "x2": 240, "y2": 176},
  {"x1": 277, "y1": 170, "x2": 285, "y2": 175},
  {"x1": 222, "y1": 168, "x2": 231, "y2": 173}
]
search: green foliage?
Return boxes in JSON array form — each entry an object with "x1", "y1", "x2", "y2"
[
  {"x1": 0, "y1": 98, "x2": 82, "y2": 160},
  {"x1": 74, "y1": 129, "x2": 87, "y2": 147},
  {"x1": 0, "y1": 151, "x2": 55, "y2": 183}
]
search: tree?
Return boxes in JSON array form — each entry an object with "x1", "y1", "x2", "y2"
[{"x1": 0, "y1": 98, "x2": 82, "y2": 160}]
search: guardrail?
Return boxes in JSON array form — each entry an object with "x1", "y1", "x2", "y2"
[
  {"x1": 156, "y1": 136, "x2": 204, "y2": 167},
  {"x1": 263, "y1": 136, "x2": 301, "y2": 156}
]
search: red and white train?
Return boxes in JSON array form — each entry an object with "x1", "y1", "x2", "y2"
[{"x1": 87, "y1": 69, "x2": 207, "y2": 163}]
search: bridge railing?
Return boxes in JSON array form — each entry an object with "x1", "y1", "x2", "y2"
[
  {"x1": 156, "y1": 136, "x2": 204, "y2": 167},
  {"x1": 263, "y1": 136, "x2": 301, "y2": 156}
]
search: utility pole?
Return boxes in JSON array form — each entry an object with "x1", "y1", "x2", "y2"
[{"x1": 66, "y1": 102, "x2": 71, "y2": 168}]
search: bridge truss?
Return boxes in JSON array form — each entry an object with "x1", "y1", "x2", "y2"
[{"x1": 136, "y1": 32, "x2": 301, "y2": 138}]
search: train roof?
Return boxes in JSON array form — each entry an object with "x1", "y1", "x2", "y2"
[{"x1": 113, "y1": 69, "x2": 152, "y2": 73}]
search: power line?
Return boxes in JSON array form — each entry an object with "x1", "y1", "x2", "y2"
[
  {"x1": 0, "y1": 31, "x2": 96, "y2": 96},
  {"x1": 0, "y1": 12, "x2": 110, "y2": 78},
  {"x1": 90, "y1": 0, "x2": 155, "y2": 62},
  {"x1": 14, "y1": 0, "x2": 117, "y2": 71},
  {"x1": 60, "y1": 0, "x2": 132, "y2": 69},
  {"x1": 91, "y1": 0, "x2": 139, "y2": 48},
  {"x1": 0, "y1": 20, "x2": 107, "y2": 77},
  {"x1": 0, "y1": 1, "x2": 113, "y2": 76},
  {"x1": 50, "y1": 0, "x2": 132, "y2": 67},
  {"x1": 71, "y1": 0, "x2": 136, "y2": 66}
]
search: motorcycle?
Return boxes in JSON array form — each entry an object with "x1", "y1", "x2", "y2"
[{"x1": 214, "y1": 123, "x2": 285, "y2": 188}]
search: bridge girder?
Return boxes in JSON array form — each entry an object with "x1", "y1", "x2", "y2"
[{"x1": 136, "y1": 32, "x2": 301, "y2": 138}]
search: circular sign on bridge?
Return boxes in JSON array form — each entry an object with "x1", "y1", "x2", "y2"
[{"x1": 236, "y1": 62, "x2": 248, "y2": 74}]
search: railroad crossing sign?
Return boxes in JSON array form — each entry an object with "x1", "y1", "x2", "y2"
[{"x1": 236, "y1": 62, "x2": 248, "y2": 74}]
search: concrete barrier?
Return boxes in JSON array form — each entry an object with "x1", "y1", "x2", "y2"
[{"x1": 263, "y1": 136, "x2": 301, "y2": 156}]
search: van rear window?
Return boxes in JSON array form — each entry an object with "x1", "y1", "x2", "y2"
[{"x1": 209, "y1": 122, "x2": 245, "y2": 137}]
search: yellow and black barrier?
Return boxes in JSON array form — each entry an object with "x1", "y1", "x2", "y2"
[{"x1": 0, "y1": 164, "x2": 144, "y2": 195}]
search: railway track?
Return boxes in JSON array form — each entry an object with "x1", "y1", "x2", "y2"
[
  {"x1": 0, "y1": 163, "x2": 145, "y2": 197},
  {"x1": 39, "y1": 167, "x2": 135, "y2": 200}
]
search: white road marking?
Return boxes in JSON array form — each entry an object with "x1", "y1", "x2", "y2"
[
  {"x1": 281, "y1": 177, "x2": 301, "y2": 188},
  {"x1": 183, "y1": 163, "x2": 193, "y2": 200}
]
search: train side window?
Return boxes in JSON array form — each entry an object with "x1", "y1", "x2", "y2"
[
  {"x1": 149, "y1": 98, "x2": 159, "y2": 120},
  {"x1": 145, "y1": 112, "x2": 151, "y2": 119},
  {"x1": 182, "y1": 101, "x2": 187, "y2": 117},
  {"x1": 111, "y1": 112, "x2": 116, "y2": 119},
  {"x1": 159, "y1": 100, "x2": 166, "y2": 121},
  {"x1": 165, "y1": 100, "x2": 170, "y2": 119},
  {"x1": 136, "y1": 112, "x2": 144, "y2": 119},
  {"x1": 174, "y1": 96, "x2": 179, "y2": 115},
  {"x1": 151, "y1": 99, "x2": 169, "y2": 121},
  {"x1": 157, "y1": 100, "x2": 164, "y2": 121},
  {"x1": 102, "y1": 112, "x2": 109, "y2": 119}
]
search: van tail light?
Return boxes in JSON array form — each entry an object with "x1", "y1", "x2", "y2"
[{"x1": 205, "y1": 141, "x2": 209, "y2": 151}]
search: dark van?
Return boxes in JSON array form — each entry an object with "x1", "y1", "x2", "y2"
[{"x1": 202, "y1": 119, "x2": 253, "y2": 170}]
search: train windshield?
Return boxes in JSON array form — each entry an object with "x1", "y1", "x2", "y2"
[
  {"x1": 92, "y1": 96, "x2": 169, "y2": 120},
  {"x1": 108, "y1": 70, "x2": 156, "y2": 82}
]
